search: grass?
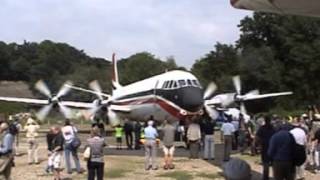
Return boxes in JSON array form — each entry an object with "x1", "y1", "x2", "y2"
[
  {"x1": 197, "y1": 172, "x2": 222, "y2": 179},
  {"x1": 157, "y1": 171, "x2": 193, "y2": 180},
  {"x1": 105, "y1": 169, "x2": 131, "y2": 178}
]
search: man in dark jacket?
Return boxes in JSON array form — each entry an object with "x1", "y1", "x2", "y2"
[
  {"x1": 124, "y1": 119, "x2": 133, "y2": 150},
  {"x1": 256, "y1": 116, "x2": 275, "y2": 180},
  {"x1": 268, "y1": 125, "x2": 295, "y2": 180}
]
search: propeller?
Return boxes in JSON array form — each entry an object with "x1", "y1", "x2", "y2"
[
  {"x1": 34, "y1": 80, "x2": 73, "y2": 120},
  {"x1": 233, "y1": 75, "x2": 241, "y2": 95},
  {"x1": 89, "y1": 80, "x2": 103, "y2": 100},
  {"x1": 203, "y1": 82, "x2": 217, "y2": 99},
  {"x1": 87, "y1": 80, "x2": 109, "y2": 116},
  {"x1": 203, "y1": 81, "x2": 219, "y2": 119},
  {"x1": 35, "y1": 80, "x2": 52, "y2": 98}
]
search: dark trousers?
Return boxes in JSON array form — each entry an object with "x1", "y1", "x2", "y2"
[
  {"x1": 125, "y1": 132, "x2": 133, "y2": 149},
  {"x1": 224, "y1": 135, "x2": 233, "y2": 161},
  {"x1": 189, "y1": 140, "x2": 200, "y2": 159},
  {"x1": 232, "y1": 131, "x2": 239, "y2": 150},
  {"x1": 262, "y1": 161, "x2": 271, "y2": 180},
  {"x1": 87, "y1": 161, "x2": 104, "y2": 180},
  {"x1": 134, "y1": 133, "x2": 141, "y2": 149},
  {"x1": 272, "y1": 161, "x2": 295, "y2": 180}
]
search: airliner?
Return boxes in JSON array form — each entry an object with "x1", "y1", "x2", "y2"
[{"x1": 0, "y1": 53, "x2": 292, "y2": 125}]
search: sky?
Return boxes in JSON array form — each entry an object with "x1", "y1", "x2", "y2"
[{"x1": 0, "y1": 0, "x2": 251, "y2": 68}]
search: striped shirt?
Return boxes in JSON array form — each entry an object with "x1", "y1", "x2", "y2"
[{"x1": 87, "y1": 136, "x2": 106, "y2": 163}]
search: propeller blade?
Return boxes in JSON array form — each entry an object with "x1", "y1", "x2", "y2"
[
  {"x1": 56, "y1": 81, "x2": 73, "y2": 98},
  {"x1": 35, "y1": 80, "x2": 51, "y2": 98},
  {"x1": 36, "y1": 104, "x2": 53, "y2": 121},
  {"x1": 89, "y1": 80, "x2": 103, "y2": 100},
  {"x1": 58, "y1": 103, "x2": 72, "y2": 119},
  {"x1": 233, "y1": 75, "x2": 241, "y2": 95},
  {"x1": 203, "y1": 82, "x2": 217, "y2": 99},
  {"x1": 107, "y1": 110, "x2": 120, "y2": 126},
  {"x1": 240, "y1": 102, "x2": 247, "y2": 115},
  {"x1": 204, "y1": 104, "x2": 219, "y2": 120}
]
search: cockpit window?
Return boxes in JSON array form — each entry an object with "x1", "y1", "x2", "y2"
[
  {"x1": 192, "y1": 80, "x2": 200, "y2": 87},
  {"x1": 168, "y1": 81, "x2": 173, "y2": 88},
  {"x1": 173, "y1": 81, "x2": 178, "y2": 88},
  {"x1": 178, "y1": 80, "x2": 186, "y2": 87},
  {"x1": 162, "y1": 81, "x2": 168, "y2": 88},
  {"x1": 187, "y1": 79, "x2": 192, "y2": 86}
]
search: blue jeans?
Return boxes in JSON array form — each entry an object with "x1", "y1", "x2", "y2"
[{"x1": 64, "y1": 143, "x2": 81, "y2": 173}]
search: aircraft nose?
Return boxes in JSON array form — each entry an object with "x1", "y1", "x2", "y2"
[{"x1": 180, "y1": 87, "x2": 204, "y2": 112}]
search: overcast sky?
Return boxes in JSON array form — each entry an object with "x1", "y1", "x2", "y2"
[{"x1": 0, "y1": 0, "x2": 251, "y2": 68}]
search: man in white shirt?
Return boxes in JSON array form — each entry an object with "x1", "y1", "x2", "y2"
[
  {"x1": 290, "y1": 125, "x2": 307, "y2": 179},
  {"x1": 24, "y1": 117, "x2": 40, "y2": 164},
  {"x1": 221, "y1": 116, "x2": 236, "y2": 161},
  {"x1": 144, "y1": 120, "x2": 158, "y2": 170}
]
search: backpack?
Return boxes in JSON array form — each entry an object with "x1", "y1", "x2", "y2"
[
  {"x1": 289, "y1": 133, "x2": 306, "y2": 166},
  {"x1": 70, "y1": 126, "x2": 81, "y2": 150}
]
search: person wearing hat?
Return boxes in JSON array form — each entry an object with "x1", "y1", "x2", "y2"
[
  {"x1": 24, "y1": 117, "x2": 40, "y2": 164},
  {"x1": 223, "y1": 158, "x2": 251, "y2": 180},
  {"x1": 144, "y1": 119, "x2": 158, "y2": 170}
]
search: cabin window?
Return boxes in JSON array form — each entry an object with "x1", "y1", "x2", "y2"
[{"x1": 178, "y1": 80, "x2": 186, "y2": 87}]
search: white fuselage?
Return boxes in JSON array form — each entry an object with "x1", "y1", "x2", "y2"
[{"x1": 109, "y1": 70, "x2": 204, "y2": 123}]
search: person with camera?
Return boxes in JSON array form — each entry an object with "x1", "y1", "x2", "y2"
[{"x1": 61, "y1": 119, "x2": 83, "y2": 174}]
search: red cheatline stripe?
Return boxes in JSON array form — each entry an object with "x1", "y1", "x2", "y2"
[{"x1": 113, "y1": 97, "x2": 185, "y2": 119}]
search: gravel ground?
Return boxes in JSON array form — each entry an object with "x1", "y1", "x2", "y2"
[{"x1": 7, "y1": 134, "x2": 320, "y2": 180}]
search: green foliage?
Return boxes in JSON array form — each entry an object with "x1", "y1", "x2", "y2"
[
  {"x1": 191, "y1": 43, "x2": 239, "y2": 91},
  {"x1": 118, "y1": 52, "x2": 184, "y2": 85}
]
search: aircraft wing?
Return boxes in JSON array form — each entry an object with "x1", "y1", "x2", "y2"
[
  {"x1": 231, "y1": 0, "x2": 320, "y2": 17},
  {"x1": 109, "y1": 105, "x2": 131, "y2": 113},
  {"x1": 242, "y1": 91, "x2": 293, "y2": 101},
  {"x1": 0, "y1": 97, "x2": 48, "y2": 105},
  {"x1": 60, "y1": 101, "x2": 94, "y2": 108}
]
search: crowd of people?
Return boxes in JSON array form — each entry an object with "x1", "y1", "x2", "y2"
[{"x1": 0, "y1": 109, "x2": 319, "y2": 180}]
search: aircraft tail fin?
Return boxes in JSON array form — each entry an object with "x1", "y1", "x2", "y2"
[{"x1": 111, "y1": 53, "x2": 122, "y2": 89}]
